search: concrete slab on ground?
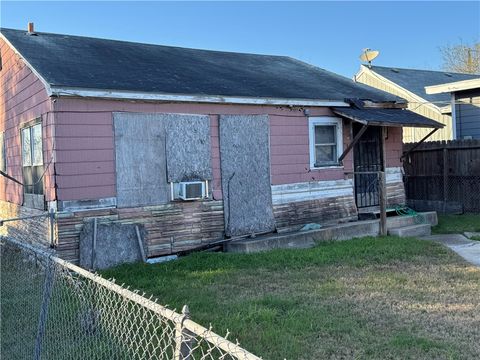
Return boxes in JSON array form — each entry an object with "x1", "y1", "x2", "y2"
[
  {"x1": 388, "y1": 223, "x2": 431, "y2": 237},
  {"x1": 226, "y1": 212, "x2": 437, "y2": 254},
  {"x1": 421, "y1": 234, "x2": 480, "y2": 267}
]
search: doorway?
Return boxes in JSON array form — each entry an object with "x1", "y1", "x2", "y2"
[{"x1": 353, "y1": 124, "x2": 384, "y2": 209}]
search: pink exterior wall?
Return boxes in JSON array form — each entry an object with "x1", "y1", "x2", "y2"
[
  {"x1": 0, "y1": 38, "x2": 55, "y2": 205},
  {"x1": 385, "y1": 127, "x2": 403, "y2": 167},
  {"x1": 270, "y1": 112, "x2": 354, "y2": 185},
  {"x1": 53, "y1": 98, "x2": 404, "y2": 202}
]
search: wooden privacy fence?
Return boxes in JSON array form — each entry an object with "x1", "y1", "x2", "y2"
[{"x1": 403, "y1": 139, "x2": 480, "y2": 213}]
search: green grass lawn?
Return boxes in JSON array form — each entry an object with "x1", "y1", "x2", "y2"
[
  {"x1": 432, "y1": 214, "x2": 480, "y2": 234},
  {"x1": 103, "y1": 236, "x2": 480, "y2": 360}
]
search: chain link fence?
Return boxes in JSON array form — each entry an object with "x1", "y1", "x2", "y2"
[
  {"x1": 404, "y1": 174, "x2": 480, "y2": 213},
  {"x1": 0, "y1": 237, "x2": 261, "y2": 360}
]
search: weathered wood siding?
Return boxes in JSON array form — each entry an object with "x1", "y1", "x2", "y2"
[
  {"x1": 0, "y1": 37, "x2": 55, "y2": 205},
  {"x1": 56, "y1": 200, "x2": 224, "y2": 263},
  {"x1": 455, "y1": 89, "x2": 480, "y2": 139},
  {"x1": 355, "y1": 69, "x2": 452, "y2": 142},
  {"x1": 272, "y1": 179, "x2": 358, "y2": 228}
]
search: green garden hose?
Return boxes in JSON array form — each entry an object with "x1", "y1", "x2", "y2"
[{"x1": 394, "y1": 205, "x2": 424, "y2": 224}]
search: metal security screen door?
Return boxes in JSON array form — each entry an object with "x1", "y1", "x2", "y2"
[{"x1": 353, "y1": 124, "x2": 383, "y2": 208}]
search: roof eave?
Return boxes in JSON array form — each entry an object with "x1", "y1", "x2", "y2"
[
  {"x1": 50, "y1": 86, "x2": 352, "y2": 107},
  {"x1": 0, "y1": 32, "x2": 53, "y2": 96},
  {"x1": 356, "y1": 65, "x2": 446, "y2": 113},
  {"x1": 332, "y1": 108, "x2": 445, "y2": 129},
  {"x1": 425, "y1": 78, "x2": 480, "y2": 94}
]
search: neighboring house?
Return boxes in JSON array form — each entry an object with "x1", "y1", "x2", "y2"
[
  {"x1": 425, "y1": 78, "x2": 480, "y2": 139},
  {"x1": 355, "y1": 65, "x2": 478, "y2": 142},
  {"x1": 0, "y1": 26, "x2": 442, "y2": 263}
]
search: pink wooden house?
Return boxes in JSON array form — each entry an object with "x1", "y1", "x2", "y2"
[{"x1": 0, "y1": 25, "x2": 443, "y2": 263}]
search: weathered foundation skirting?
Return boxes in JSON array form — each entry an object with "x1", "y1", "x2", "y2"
[
  {"x1": 0, "y1": 200, "x2": 51, "y2": 247},
  {"x1": 271, "y1": 179, "x2": 358, "y2": 228},
  {"x1": 386, "y1": 167, "x2": 406, "y2": 207},
  {"x1": 4, "y1": 170, "x2": 407, "y2": 265},
  {"x1": 273, "y1": 195, "x2": 358, "y2": 229},
  {"x1": 56, "y1": 201, "x2": 225, "y2": 263}
]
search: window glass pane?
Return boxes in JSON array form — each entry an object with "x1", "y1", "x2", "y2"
[
  {"x1": 315, "y1": 125, "x2": 336, "y2": 144},
  {"x1": 315, "y1": 145, "x2": 336, "y2": 164},
  {"x1": 32, "y1": 124, "x2": 43, "y2": 166},
  {"x1": 22, "y1": 128, "x2": 32, "y2": 166}
]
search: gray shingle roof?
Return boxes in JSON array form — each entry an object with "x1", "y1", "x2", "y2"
[
  {"x1": 333, "y1": 107, "x2": 444, "y2": 128},
  {"x1": 1, "y1": 28, "x2": 399, "y2": 103},
  {"x1": 369, "y1": 65, "x2": 479, "y2": 106}
]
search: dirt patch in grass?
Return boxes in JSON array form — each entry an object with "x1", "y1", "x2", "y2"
[{"x1": 104, "y1": 237, "x2": 480, "y2": 359}]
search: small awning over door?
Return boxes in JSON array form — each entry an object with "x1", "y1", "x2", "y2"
[{"x1": 332, "y1": 108, "x2": 444, "y2": 128}]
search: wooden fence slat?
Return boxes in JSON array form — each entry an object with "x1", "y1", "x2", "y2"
[{"x1": 403, "y1": 139, "x2": 480, "y2": 213}]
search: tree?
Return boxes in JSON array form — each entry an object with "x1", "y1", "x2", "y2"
[{"x1": 440, "y1": 42, "x2": 480, "y2": 74}]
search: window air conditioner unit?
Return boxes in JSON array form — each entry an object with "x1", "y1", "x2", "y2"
[{"x1": 178, "y1": 181, "x2": 205, "y2": 200}]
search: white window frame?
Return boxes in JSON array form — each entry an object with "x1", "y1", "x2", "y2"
[{"x1": 308, "y1": 117, "x2": 343, "y2": 169}]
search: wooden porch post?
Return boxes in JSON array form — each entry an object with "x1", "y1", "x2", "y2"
[{"x1": 379, "y1": 127, "x2": 388, "y2": 236}]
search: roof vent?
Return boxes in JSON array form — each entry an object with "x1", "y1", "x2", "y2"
[{"x1": 27, "y1": 22, "x2": 36, "y2": 35}]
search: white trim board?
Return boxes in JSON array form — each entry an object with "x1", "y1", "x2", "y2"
[
  {"x1": 51, "y1": 86, "x2": 350, "y2": 107},
  {"x1": 426, "y1": 78, "x2": 480, "y2": 95},
  {"x1": 385, "y1": 167, "x2": 403, "y2": 184},
  {"x1": 271, "y1": 179, "x2": 354, "y2": 205}
]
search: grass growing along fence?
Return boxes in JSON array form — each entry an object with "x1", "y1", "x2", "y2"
[
  {"x1": 104, "y1": 236, "x2": 480, "y2": 359},
  {"x1": 432, "y1": 214, "x2": 480, "y2": 234},
  {"x1": 0, "y1": 239, "x2": 260, "y2": 360}
]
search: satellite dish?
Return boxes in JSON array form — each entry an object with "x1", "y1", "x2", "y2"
[{"x1": 360, "y1": 48, "x2": 379, "y2": 67}]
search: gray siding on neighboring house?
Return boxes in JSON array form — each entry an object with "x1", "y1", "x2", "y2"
[{"x1": 455, "y1": 89, "x2": 480, "y2": 139}]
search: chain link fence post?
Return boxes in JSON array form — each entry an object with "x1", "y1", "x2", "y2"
[{"x1": 175, "y1": 305, "x2": 197, "y2": 360}]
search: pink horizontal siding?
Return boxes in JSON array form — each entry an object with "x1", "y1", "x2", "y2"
[
  {"x1": 53, "y1": 99, "x2": 344, "y2": 201},
  {"x1": 52, "y1": 92, "x2": 403, "y2": 202},
  {"x1": 56, "y1": 161, "x2": 114, "y2": 176},
  {"x1": 270, "y1": 114, "x2": 354, "y2": 185},
  {"x1": 385, "y1": 127, "x2": 403, "y2": 167},
  {"x1": 56, "y1": 185, "x2": 115, "y2": 201},
  {"x1": 0, "y1": 38, "x2": 54, "y2": 205}
]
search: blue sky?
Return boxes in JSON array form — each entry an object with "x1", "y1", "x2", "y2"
[{"x1": 1, "y1": 1, "x2": 479, "y2": 77}]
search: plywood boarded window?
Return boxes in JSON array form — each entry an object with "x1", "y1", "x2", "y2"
[
  {"x1": 113, "y1": 113, "x2": 212, "y2": 207},
  {"x1": 219, "y1": 114, "x2": 275, "y2": 236},
  {"x1": 114, "y1": 113, "x2": 169, "y2": 208},
  {"x1": 165, "y1": 114, "x2": 212, "y2": 183}
]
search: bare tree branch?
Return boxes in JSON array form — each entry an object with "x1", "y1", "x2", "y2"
[{"x1": 440, "y1": 42, "x2": 480, "y2": 74}]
